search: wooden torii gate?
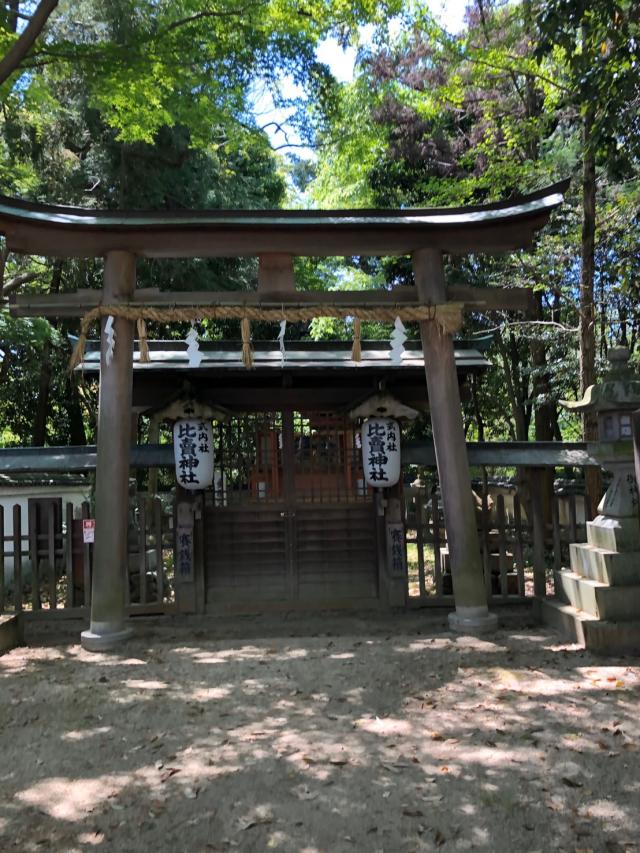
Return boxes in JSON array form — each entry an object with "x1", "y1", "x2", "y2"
[{"x1": 4, "y1": 181, "x2": 568, "y2": 649}]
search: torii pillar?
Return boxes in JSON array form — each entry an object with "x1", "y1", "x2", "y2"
[
  {"x1": 81, "y1": 251, "x2": 136, "y2": 651},
  {"x1": 413, "y1": 249, "x2": 497, "y2": 634}
]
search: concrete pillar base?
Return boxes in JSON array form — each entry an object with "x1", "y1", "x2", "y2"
[
  {"x1": 448, "y1": 607, "x2": 498, "y2": 635},
  {"x1": 81, "y1": 623, "x2": 133, "y2": 652}
]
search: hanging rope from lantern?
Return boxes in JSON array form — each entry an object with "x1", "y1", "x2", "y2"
[
  {"x1": 137, "y1": 318, "x2": 150, "y2": 363},
  {"x1": 68, "y1": 301, "x2": 463, "y2": 371},
  {"x1": 240, "y1": 317, "x2": 253, "y2": 369},
  {"x1": 351, "y1": 317, "x2": 362, "y2": 363}
]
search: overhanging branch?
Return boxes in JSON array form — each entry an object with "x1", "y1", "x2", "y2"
[{"x1": 0, "y1": 0, "x2": 59, "y2": 86}]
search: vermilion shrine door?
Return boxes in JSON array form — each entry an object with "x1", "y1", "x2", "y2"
[{"x1": 204, "y1": 410, "x2": 379, "y2": 608}]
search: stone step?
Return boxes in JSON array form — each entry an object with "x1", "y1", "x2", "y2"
[
  {"x1": 536, "y1": 597, "x2": 640, "y2": 656},
  {"x1": 554, "y1": 569, "x2": 640, "y2": 620},
  {"x1": 0, "y1": 614, "x2": 23, "y2": 654},
  {"x1": 533, "y1": 596, "x2": 597, "y2": 646},
  {"x1": 569, "y1": 543, "x2": 640, "y2": 586},
  {"x1": 587, "y1": 515, "x2": 640, "y2": 552}
]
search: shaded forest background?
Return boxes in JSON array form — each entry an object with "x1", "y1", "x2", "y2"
[{"x1": 0, "y1": 0, "x2": 638, "y2": 449}]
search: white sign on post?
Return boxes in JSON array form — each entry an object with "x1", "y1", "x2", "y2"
[
  {"x1": 361, "y1": 417, "x2": 401, "y2": 488},
  {"x1": 173, "y1": 419, "x2": 214, "y2": 490},
  {"x1": 82, "y1": 519, "x2": 95, "y2": 543}
]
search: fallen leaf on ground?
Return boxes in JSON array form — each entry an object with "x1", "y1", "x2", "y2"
[{"x1": 160, "y1": 768, "x2": 181, "y2": 783}]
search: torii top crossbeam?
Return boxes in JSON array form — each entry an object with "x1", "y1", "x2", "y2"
[{"x1": 0, "y1": 180, "x2": 568, "y2": 258}]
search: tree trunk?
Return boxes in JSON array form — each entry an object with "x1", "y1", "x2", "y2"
[
  {"x1": 0, "y1": 350, "x2": 11, "y2": 386},
  {"x1": 32, "y1": 340, "x2": 52, "y2": 446},
  {"x1": 470, "y1": 373, "x2": 485, "y2": 442},
  {"x1": 7, "y1": 1, "x2": 20, "y2": 33},
  {"x1": 581, "y1": 109, "x2": 601, "y2": 515},
  {"x1": 31, "y1": 260, "x2": 63, "y2": 446},
  {"x1": 580, "y1": 111, "x2": 597, "y2": 401},
  {"x1": 0, "y1": 0, "x2": 59, "y2": 86},
  {"x1": 65, "y1": 377, "x2": 86, "y2": 446},
  {"x1": 495, "y1": 331, "x2": 528, "y2": 441},
  {"x1": 530, "y1": 292, "x2": 555, "y2": 523}
]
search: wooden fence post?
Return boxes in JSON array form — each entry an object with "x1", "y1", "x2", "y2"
[
  {"x1": 530, "y1": 468, "x2": 547, "y2": 597},
  {"x1": 12, "y1": 504, "x2": 22, "y2": 611},
  {"x1": 28, "y1": 504, "x2": 39, "y2": 610},
  {"x1": 47, "y1": 501, "x2": 56, "y2": 609},
  {"x1": 65, "y1": 502, "x2": 74, "y2": 608},
  {"x1": 416, "y1": 491, "x2": 427, "y2": 598},
  {"x1": 632, "y1": 410, "x2": 640, "y2": 500},
  {"x1": 0, "y1": 506, "x2": 4, "y2": 612},
  {"x1": 513, "y1": 495, "x2": 525, "y2": 595},
  {"x1": 82, "y1": 501, "x2": 91, "y2": 607}
]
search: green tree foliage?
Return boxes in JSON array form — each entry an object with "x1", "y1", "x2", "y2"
[
  {"x1": 0, "y1": 0, "x2": 401, "y2": 446},
  {"x1": 0, "y1": 0, "x2": 638, "y2": 453},
  {"x1": 309, "y1": 0, "x2": 640, "y2": 445}
]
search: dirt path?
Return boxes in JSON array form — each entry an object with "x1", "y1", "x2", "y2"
[{"x1": 1, "y1": 611, "x2": 638, "y2": 853}]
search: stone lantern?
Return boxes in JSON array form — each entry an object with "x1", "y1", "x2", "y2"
[
  {"x1": 549, "y1": 347, "x2": 640, "y2": 653},
  {"x1": 562, "y1": 347, "x2": 640, "y2": 526}
]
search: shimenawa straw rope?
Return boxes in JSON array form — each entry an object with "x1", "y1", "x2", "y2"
[{"x1": 69, "y1": 302, "x2": 463, "y2": 371}]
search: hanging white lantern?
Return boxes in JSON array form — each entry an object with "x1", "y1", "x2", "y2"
[
  {"x1": 361, "y1": 417, "x2": 401, "y2": 488},
  {"x1": 173, "y1": 419, "x2": 214, "y2": 490}
]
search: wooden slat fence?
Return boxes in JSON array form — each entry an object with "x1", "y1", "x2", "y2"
[
  {"x1": 126, "y1": 496, "x2": 174, "y2": 612},
  {"x1": 405, "y1": 475, "x2": 591, "y2": 604},
  {"x1": 0, "y1": 496, "x2": 175, "y2": 616}
]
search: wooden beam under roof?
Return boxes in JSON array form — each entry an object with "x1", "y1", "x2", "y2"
[
  {"x1": 0, "y1": 180, "x2": 569, "y2": 258},
  {"x1": 9, "y1": 284, "x2": 535, "y2": 318}
]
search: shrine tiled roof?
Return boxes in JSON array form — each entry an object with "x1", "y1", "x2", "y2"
[{"x1": 78, "y1": 339, "x2": 491, "y2": 372}]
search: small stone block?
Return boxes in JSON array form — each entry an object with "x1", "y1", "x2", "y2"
[{"x1": 0, "y1": 614, "x2": 23, "y2": 654}]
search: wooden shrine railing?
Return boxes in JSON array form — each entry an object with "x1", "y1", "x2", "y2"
[
  {"x1": 401, "y1": 440, "x2": 602, "y2": 605},
  {"x1": 0, "y1": 496, "x2": 175, "y2": 617},
  {"x1": 0, "y1": 440, "x2": 607, "y2": 615},
  {"x1": 404, "y1": 475, "x2": 593, "y2": 605}
]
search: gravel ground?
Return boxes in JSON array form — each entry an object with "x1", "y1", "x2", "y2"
[{"x1": 0, "y1": 610, "x2": 639, "y2": 853}]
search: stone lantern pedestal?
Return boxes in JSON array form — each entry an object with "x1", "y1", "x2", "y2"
[{"x1": 538, "y1": 348, "x2": 640, "y2": 654}]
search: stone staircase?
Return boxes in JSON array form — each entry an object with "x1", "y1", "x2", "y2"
[{"x1": 538, "y1": 513, "x2": 640, "y2": 655}]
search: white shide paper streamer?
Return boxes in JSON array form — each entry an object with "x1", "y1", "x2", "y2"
[
  {"x1": 104, "y1": 315, "x2": 116, "y2": 367},
  {"x1": 186, "y1": 322, "x2": 204, "y2": 368},
  {"x1": 389, "y1": 316, "x2": 407, "y2": 364}
]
